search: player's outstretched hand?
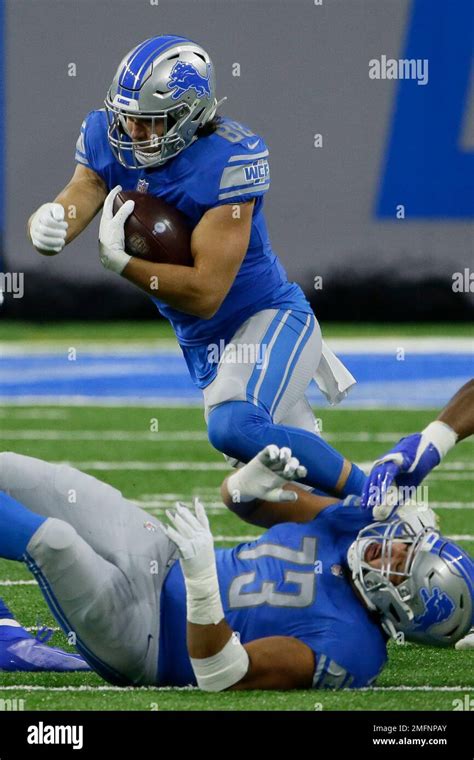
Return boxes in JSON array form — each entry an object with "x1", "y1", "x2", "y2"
[
  {"x1": 361, "y1": 433, "x2": 442, "y2": 511},
  {"x1": 227, "y1": 445, "x2": 307, "y2": 504},
  {"x1": 98, "y1": 185, "x2": 134, "y2": 274},
  {"x1": 163, "y1": 498, "x2": 215, "y2": 577},
  {"x1": 30, "y1": 203, "x2": 68, "y2": 254}
]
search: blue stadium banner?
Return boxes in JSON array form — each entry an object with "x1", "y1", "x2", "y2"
[
  {"x1": 0, "y1": 0, "x2": 4, "y2": 259},
  {"x1": 377, "y1": 0, "x2": 474, "y2": 218}
]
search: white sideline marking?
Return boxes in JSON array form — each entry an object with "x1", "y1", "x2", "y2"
[
  {"x1": 0, "y1": 341, "x2": 181, "y2": 356},
  {"x1": 0, "y1": 337, "x2": 471, "y2": 354},
  {"x1": 0, "y1": 684, "x2": 470, "y2": 693},
  {"x1": 0, "y1": 396, "x2": 204, "y2": 407}
]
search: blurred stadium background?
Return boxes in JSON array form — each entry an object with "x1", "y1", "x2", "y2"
[{"x1": 0, "y1": 0, "x2": 472, "y2": 710}]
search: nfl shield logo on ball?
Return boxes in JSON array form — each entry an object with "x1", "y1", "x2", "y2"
[
  {"x1": 128, "y1": 233, "x2": 150, "y2": 256},
  {"x1": 153, "y1": 222, "x2": 167, "y2": 235}
]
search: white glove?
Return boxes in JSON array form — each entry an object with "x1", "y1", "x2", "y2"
[
  {"x1": 164, "y1": 499, "x2": 215, "y2": 577},
  {"x1": 98, "y1": 185, "x2": 134, "y2": 274},
  {"x1": 163, "y1": 499, "x2": 224, "y2": 625},
  {"x1": 227, "y1": 445, "x2": 307, "y2": 503},
  {"x1": 30, "y1": 203, "x2": 68, "y2": 254}
]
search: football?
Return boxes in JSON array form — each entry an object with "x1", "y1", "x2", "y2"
[{"x1": 113, "y1": 190, "x2": 194, "y2": 267}]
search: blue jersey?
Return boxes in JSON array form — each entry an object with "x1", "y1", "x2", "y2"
[
  {"x1": 158, "y1": 502, "x2": 388, "y2": 689},
  {"x1": 76, "y1": 111, "x2": 312, "y2": 387}
]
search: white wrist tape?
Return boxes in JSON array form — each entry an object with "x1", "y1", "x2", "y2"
[
  {"x1": 422, "y1": 421, "x2": 458, "y2": 459},
  {"x1": 99, "y1": 248, "x2": 131, "y2": 275},
  {"x1": 191, "y1": 633, "x2": 250, "y2": 692},
  {"x1": 184, "y1": 567, "x2": 224, "y2": 626}
]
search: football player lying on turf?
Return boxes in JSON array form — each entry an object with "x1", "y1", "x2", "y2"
[{"x1": 0, "y1": 444, "x2": 471, "y2": 691}]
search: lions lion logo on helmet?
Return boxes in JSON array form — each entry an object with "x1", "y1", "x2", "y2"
[
  {"x1": 414, "y1": 586, "x2": 456, "y2": 629},
  {"x1": 167, "y1": 61, "x2": 212, "y2": 100}
]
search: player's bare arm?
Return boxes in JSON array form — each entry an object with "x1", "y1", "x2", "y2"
[
  {"x1": 28, "y1": 164, "x2": 107, "y2": 255},
  {"x1": 220, "y1": 447, "x2": 338, "y2": 528},
  {"x1": 437, "y1": 378, "x2": 474, "y2": 440},
  {"x1": 362, "y1": 378, "x2": 474, "y2": 509},
  {"x1": 120, "y1": 199, "x2": 254, "y2": 319},
  {"x1": 189, "y1": 620, "x2": 314, "y2": 690}
]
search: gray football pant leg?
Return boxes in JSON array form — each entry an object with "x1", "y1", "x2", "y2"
[{"x1": 0, "y1": 452, "x2": 176, "y2": 685}]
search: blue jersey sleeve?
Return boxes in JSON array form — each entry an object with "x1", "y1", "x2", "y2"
[
  {"x1": 314, "y1": 496, "x2": 374, "y2": 535},
  {"x1": 185, "y1": 119, "x2": 271, "y2": 211},
  {"x1": 74, "y1": 110, "x2": 114, "y2": 184},
  {"x1": 74, "y1": 117, "x2": 90, "y2": 167}
]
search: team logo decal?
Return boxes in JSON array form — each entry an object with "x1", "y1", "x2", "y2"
[
  {"x1": 414, "y1": 586, "x2": 455, "y2": 628},
  {"x1": 167, "y1": 61, "x2": 212, "y2": 100}
]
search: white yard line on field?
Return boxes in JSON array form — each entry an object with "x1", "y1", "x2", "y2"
[
  {"x1": 9, "y1": 459, "x2": 470, "y2": 474},
  {"x1": 1, "y1": 429, "x2": 473, "y2": 446},
  {"x1": 0, "y1": 580, "x2": 37, "y2": 586},
  {"x1": 0, "y1": 684, "x2": 471, "y2": 693}
]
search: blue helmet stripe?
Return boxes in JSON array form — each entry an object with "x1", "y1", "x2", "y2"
[{"x1": 118, "y1": 35, "x2": 191, "y2": 92}]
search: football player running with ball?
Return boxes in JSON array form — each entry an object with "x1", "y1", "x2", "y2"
[{"x1": 28, "y1": 35, "x2": 363, "y2": 501}]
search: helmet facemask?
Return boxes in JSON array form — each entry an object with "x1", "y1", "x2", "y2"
[
  {"x1": 348, "y1": 519, "x2": 473, "y2": 646},
  {"x1": 104, "y1": 100, "x2": 193, "y2": 168}
]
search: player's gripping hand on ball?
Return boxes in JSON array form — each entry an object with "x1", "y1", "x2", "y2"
[
  {"x1": 29, "y1": 203, "x2": 68, "y2": 254},
  {"x1": 98, "y1": 185, "x2": 135, "y2": 274},
  {"x1": 225, "y1": 445, "x2": 307, "y2": 504}
]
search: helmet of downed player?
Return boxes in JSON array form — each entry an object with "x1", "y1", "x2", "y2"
[
  {"x1": 105, "y1": 35, "x2": 223, "y2": 169},
  {"x1": 348, "y1": 519, "x2": 473, "y2": 646}
]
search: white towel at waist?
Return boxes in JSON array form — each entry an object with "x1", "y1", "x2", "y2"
[{"x1": 313, "y1": 340, "x2": 356, "y2": 405}]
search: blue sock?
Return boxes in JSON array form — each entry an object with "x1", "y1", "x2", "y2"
[
  {"x1": 0, "y1": 597, "x2": 14, "y2": 620},
  {"x1": 0, "y1": 491, "x2": 46, "y2": 561},
  {"x1": 208, "y1": 401, "x2": 366, "y2": 497}
]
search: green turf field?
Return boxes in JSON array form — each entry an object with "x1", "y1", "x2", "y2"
[{"x1": 0, "y1": 402, "x2": 472, "y2": 711}]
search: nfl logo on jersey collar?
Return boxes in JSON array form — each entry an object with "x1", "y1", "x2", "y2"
[{"x1": 136, "y1": 178, "x2": 150, "y2": 193}]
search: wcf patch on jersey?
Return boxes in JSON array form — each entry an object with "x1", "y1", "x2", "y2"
[{"x1": 243, "y1": 159, "x2": 269, "y2": 185}]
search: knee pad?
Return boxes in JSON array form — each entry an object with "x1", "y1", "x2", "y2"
[{"x1": 37, "y1": 518, "x2": 77, "y2": 552}]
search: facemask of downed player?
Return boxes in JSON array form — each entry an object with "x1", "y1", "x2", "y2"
[{"x1": 348, "y1": 519, "x2": 473, "y2": 647}]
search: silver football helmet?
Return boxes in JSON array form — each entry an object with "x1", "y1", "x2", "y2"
[
  {"x1": 105, "y1": 35, "x2": 222, "y2": 168},
  {"x1": 348, "y1": 519, "x2": 473, "y2": 647}
]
